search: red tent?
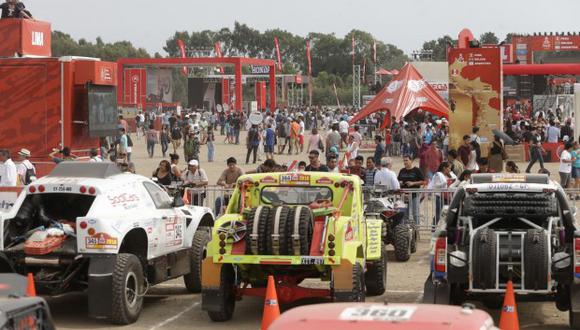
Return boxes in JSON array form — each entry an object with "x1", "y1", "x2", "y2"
[{"x1": 349, "y1": 63, "x2": 449, "y2": 127}]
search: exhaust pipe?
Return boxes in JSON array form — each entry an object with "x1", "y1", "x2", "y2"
[{"x1": 23, "y1": 257, "x2": 71, "y2": 267}]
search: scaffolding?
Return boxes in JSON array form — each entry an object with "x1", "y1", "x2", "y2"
[{"x1": 352, "y1": 65, "x2": 361, "y2": 109}]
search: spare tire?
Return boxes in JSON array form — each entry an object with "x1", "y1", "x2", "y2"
[
  {"x1": 285, "y1": 206, "x2": 313, "y2": 256},
  {"x1": 472, "y1": 228, "x2": 497, "y2": 290},
  {"x1": 524, "y1": 229, "x2": 549, "y2": 290},
  {"x1": 268, "y1": 206, "x2": 292, "y2": 255},
  {"x1": 245, "y1": 206, "x2": 272, "y2": 255}
]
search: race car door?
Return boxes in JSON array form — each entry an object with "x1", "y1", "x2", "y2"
[{"x1": 142, "y1": 182, "x2": 186, "y2": 256}]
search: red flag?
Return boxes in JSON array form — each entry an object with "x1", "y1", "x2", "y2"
[
  {"x1": 373, "y1": 40, "x2": 377, "y2": 63},
  {"x1": 274, "y1": 37, "x2": 282, "y2": 71},
  {"x1": 351, "y1": 35, "x2": 356, "y2": 64},
  {"x1": 306, "y1": 40, "x2": 312, "y2": 76},
  {"x1": 362, "y1": 58, "x2": 366, "y2": 83},
  {"x1": 214, "y1": 42, "x2": 224, "y2": 74},
  {"x1": 176, "y1": 39, "x2": 187, "y2": 76}
]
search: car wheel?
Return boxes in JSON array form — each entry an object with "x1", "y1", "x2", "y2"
[
  {"x1": 472, "y1": 228, "x2": 496, "y2": 290},
  {"x1": 365, "y1": 225, "x2": 387, "y2": 296},
  {"x1": 245, "y1": 206, "x2": 272, "y2": 255},
  {"x1": 184, "y1": 229, "x2": 211, "y2": 293},
  {"x1": 286, "y1": 206, "x2": 313, "y2": 256},
  {"x1": 268, "y1": 206, "x2": 291, "y2": 255},
  {"x1": 393, "y1": 224, "x2": 411, "y2": 261},
  {"x1": 410, "y1": 223, "x2": 418, "y2": 254},
  {"x1": 333, "y1": 262, "x2": 365, "y2": 302},
  {"x1": 207, "y1": 264, "x2": 236, "y2": 322},
  {"x1": 524, "y1": 229, "x2": 548, "y2": 290},
  {"x1": 111, "y1": 254, "x2": 144, "y2": 325}
]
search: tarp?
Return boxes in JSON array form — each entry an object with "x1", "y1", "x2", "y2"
[{"x1": 349, "y1": 63, "x2": 449, "y2": 126}]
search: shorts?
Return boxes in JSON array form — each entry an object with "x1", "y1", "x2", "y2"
[{"x1": 265, "y1": 145, "x2": 274, "y2": 153}]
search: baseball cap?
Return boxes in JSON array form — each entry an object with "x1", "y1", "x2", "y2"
[{"x1": 188, "y1": 160, "x2": 199, "y2": 166}]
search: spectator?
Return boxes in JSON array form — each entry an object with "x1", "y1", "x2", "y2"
[
  {"x1": 450, "y1": 170, "x2": 472, "y2": 189},
  {"x1": 290, "y1": 119, "x2": 301, "y2": 155},
  {"x1": 325, "y1": 123, "x2": 341, "y2": 161},
  {"x1": 0, "y1": 149, "x2": 17, "y2": 187},
  {"x1": 561, "y1": 119, "x2": 573, "y2": 141},
  {"x1": 88, "y1": 148, "x2": 102, "y2": 163},
  {"x1": 246, "y1": 124, "x2": 260, "y2": 164},
  {"x1": 276, "y1": 117, "x2": 289, "y2": 154},
  {"x1": 488, "y1": 135, "x2": 505, "y2": 172},
  {"x1": 307, "y1": 127, "x2": 323, "y2": 154},
  {"x1": 349, "y1": 156, "x2": 366, "y2": 182},
  {"x1": 572, "y1": 142, "x2": 580, "y2": 189},
  {"x1": 448, "y1": 149, "x2": 464, "y2": 177},
  {"x1": 305, "y1": 150, "x2": 329, "y2": 172},
  {"x1": 160, "y1": 125, "x2": 170, "y2": 158},
  {"x1": 206, "y1": 125, "x2": 215, "y2": 162},
  {"x1": 374, "y1": 157, "x2": 399, "y2": 190},
  {"x1": 0, "y1": 0, "x2": 32, "y2": 19},
  {"x1": 264, "y1": 123, "x2": 275, "y2": 160},
  {"x1": 298, "y1": 114, "x2": 306, "y2": 153},
  {"x1": 365, "y1": 157, "x2": 377, "y2": 187},
  {"x1": 298, "y1": 161, "x2": 307, "y2": 171},
  {"x1": 215, "y1": 157, "x2": 244, "y2": 214},
  {"x1": 466, "y1": 141, "x2": 479, "y2": 171},
  {"x1": 169, "y1": 153, "x2": 182, "y2": 180},
  {"x1": 152, "y1": 160, "x2": 173, "y2": 185},
  {"x1": 428, "y1": 162, "x2": 452, "y2": 229},
  {"x1": 476, "y1": 157, "x2": 494, "y2": 173},
  {"x1": 398, "y1": 155, "x2": 423, "y2": 224},
  {"x1": 145, "y1": 124, "x2": 159, "y2": 158},
  {"x1": 373, "y1": 135, "x2": 386, "y2": 165},
  {"x1": 424, "y1": 141, "x2": 443, "y2": 180},
  {"x1": 339, "y1": 117, "x2": 349, "y2": 148},
  {"x1": 559, "y1": 142, "x2": 574, "y2": 188},
  {"x1": 457, "y1": 135, "x2": 471, "y2": 167},
  {"x1": 525, "y1": 126, "x2": 545, "y2": 173},
  {"x1": 505, "y1": 161, "x2": 520, "y2": 173},
  {"x1": 16, "y1": 148, "x2": 35, "y2": 185},
  {"x1": 546, "y1": 120, "x2": 560, "y2": 143},
  {"x1": 118, "y1": 115, "x2": 129, "y2": 134},
  {"x1": 183, "y1": 131, "x2": 196, "y2": 162},
  {"x1": 49, "y1": 147, "x2": 76, "y2": 164},
  {"x1": 170, "y1": 122, "x2": 183, "y2": 153},
  {"x1": 327, "y1": 156, "x2": 339, "y2": 173},
  {"x1": 181, "y1": 159, "x2": 209, "y2": 206}
]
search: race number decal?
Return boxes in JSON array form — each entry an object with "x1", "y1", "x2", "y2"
[
  {"x1": 300, "y1": 257, "x2": 324, "y2": 265},
  {"x1": 165, "y1": 217, "x2": 184, "y2": 247},
  {"x1": 339, "y1": 305, "x2": 416, "y2": 322}
]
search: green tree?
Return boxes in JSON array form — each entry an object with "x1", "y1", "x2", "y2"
[
  {"x1": 480, "y1": 31, "x2": 499, "y2": 45},
  {"x1": 421, "y1": 35, "x2": 456, "y2": 61}
]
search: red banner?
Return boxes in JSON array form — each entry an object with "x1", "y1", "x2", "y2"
[
  {"x1": 214, "y1": 42, "x2": 224, "y2": 74},
  {"x1": 351, "y1": 35, "x2": 356, "y2": 64},
  {"x1": 274, "y1": 37, "x2": 282, "y2": 71},
  {"x1": 176, "y1": 39, "x2": 187, "y2": 76},
  {"x1": 123, "y1": 68, "x2": 147, "y2": 106},
  {"x1": 448, "y1": 47, "x2": 503, "y2": 151},
  {"x1": 306, "y1": 40, "x2": 312, "y2": 76}
]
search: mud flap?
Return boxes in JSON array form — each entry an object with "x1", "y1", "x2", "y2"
[
  {"x1": 422, "y1": 274, "x2": 450, "y2": 305},
  {"x1": 87, "y1": 255, "x2": 116, "y2": 319},
  {"x1": 201, "y1": 259, "x2": 224, "y2": 312}
]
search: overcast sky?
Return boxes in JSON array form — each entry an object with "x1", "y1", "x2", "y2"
[{"x1": 27, "y1": 0, "x2": 580, "y2": 56}]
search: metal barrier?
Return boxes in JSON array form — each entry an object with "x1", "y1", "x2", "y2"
[{"x1": 183, "y1": 186, "x2": 234, "y2": 216}]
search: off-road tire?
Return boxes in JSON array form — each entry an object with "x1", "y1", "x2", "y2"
[
  {"x1": 393, "y1": 224, "x2": 411, "y2": 261},
  {"x1": 410, "y1": 223, "x2": 418, "y2": 253},
  {"x1": 111, "y1": 254, "x2": 145, "y2": 325},
  {"x1": 524, "y1": 229, "x2": 549, "y2": 290},
  {"x1": 207, "y1": 264, "x2": 236, "y2": 322},
  {"x1": 333, "y1": 262, "x2": 365, "y2": 302},
  {"x1": 472, "y1": 228, "x2": 497, "y2": 290},
  {"x1": 184, "y1": 229, "x2": 210, "y2": 293},
  {"x1": 268, "y1": 206, "x2": 291, "y2": 255},
  {"x1": 245, "y1": 206, "x2": 272, "y2": 255},
  {"x1": 286, "y1": 206, "x2": 313, "y2": 256},
  {"x1": 365, "y1": 225, "x2": 387, "y2": 296}
]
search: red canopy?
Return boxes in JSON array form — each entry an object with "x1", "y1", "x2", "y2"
[{"x1": 349, "y1": 63, "x2": 449, "y2": 126}]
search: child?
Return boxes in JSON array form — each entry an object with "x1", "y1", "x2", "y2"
[{"x1": 385, "y1": 129, "x2": 392, "y2": 156}]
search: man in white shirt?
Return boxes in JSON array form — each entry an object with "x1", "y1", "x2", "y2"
[
  {"x1": 181, "y1": 160, "x2": 209, "y2": 206},
  {"x1": 374, "y1": 157, "x2": 400, "y2": 190},
  {"x1": 339, "y1": 118, "x2": 349, "y2": 149},
  {"x1": 16, "y1": 148, "x2": 36, "y2": 185},
  {"x1": 546, "y1": 120, "x2": 560, "y2": 143},
  {"x1": 559, "y1": 142, "x2": 573, "y2": 188},
  {"x1": 0, "y1": 149, "x2": 18, "y2": 187}
]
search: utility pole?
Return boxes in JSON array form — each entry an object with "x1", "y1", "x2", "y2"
[{"x1": 352, "y1": 65, "x2": 361, "y2": 109}]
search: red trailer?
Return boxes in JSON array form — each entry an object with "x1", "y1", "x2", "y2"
[{"x1": 0, "y1": 19, "x2": 117, "y2": 176}]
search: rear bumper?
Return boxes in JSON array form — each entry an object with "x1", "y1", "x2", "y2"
[{"x1": 212, "y1": 254, "x2": 341, "y2": 265}]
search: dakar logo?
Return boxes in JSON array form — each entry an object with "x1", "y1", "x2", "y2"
[
  {"x1": 542, "y1": 37, "x2": 551, "y2": 49},
  {"x1": 407, "y1": 80, "x2": 426, "y2": 92},
  {"x1": 31, "y1": 31, "x2": 44, "y2": 46},
  {"x1": 101, "y1": 67, "x2": 112, "y2": 81},
  {"x1": 386, "y1": 80, "x2": 403, "y2": 93}
]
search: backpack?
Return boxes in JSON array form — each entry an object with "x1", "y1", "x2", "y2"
[
  {"x1": 24, "y1": 166, "x2": 35, "y2": 185},
  {"x1": 127, "y1": 134, "x2": 133, "y2": 147}
]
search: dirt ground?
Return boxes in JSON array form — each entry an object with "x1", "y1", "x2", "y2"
[{"x1": 49, "y1": 130, "x2": 572, "y2": 329}]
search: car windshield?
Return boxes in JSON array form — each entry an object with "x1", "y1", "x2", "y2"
[{"x1": 261, "y1": 186, "x2": 332, "y2": 205}]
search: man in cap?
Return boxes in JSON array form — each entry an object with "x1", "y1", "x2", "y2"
[
  {"x1": 0, "y1": 149, "x2": 17, "y2": 187},
  {"x1": 17, "y1": 148, "x2": 36, "y2": 185},
  {"x1": 181, "y1": 159, "x2": 209, "y2": 206}
]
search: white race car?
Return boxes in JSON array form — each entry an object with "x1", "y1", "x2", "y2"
[{"x1": 0, "y1": 162, "x2": 214, "y2": 324}]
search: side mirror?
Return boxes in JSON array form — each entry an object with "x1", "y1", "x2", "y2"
[{"x1": 173, "y1": 194, "x2": 185, "y2": 208}]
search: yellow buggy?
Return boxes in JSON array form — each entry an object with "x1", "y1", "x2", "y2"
[{"x1": 201, "y1": 172, "x2": 386, "y2": 321}]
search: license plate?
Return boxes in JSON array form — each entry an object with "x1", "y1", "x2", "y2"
[
  {"x1": 300, "y1": 257, "x2": 324, "y2": 265},
  {"x1": 339, "y1": 305, "x2": 416, "y2": 322}
]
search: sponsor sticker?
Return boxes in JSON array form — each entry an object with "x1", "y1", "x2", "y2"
[
  {"x1": 491, "y1": 174, "x2": 526, "y2": 182},
  {"x1": 260, "y1": 176, "x2": 277, "y2": 184},
  {"x1": 279, "y1": 173, "x2": 310, "y2": 185},
  {"x1": 315, "y1": 177, "x2": 334, "y2": 185},
  {"x1": 85, "y1": 233, "x2": 118, "y2": 250},
  {"x1": 300, "y1": 257, "x2": 324, "y2": 265}
]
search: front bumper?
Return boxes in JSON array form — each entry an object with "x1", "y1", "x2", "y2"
[{"x1": 212, "y1": 254, "x2": 341, "y2": 266}]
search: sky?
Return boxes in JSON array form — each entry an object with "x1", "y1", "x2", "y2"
[{"x1": 27, "y1": 0, "x2": 580, "y2": 56}]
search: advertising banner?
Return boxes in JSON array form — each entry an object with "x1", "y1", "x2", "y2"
[
  {"x1": 123, "y1": 68, "x2": 146, "y2": 106},
  {"x1": 448, "y1": 47, "x2": 503, "y2": 151},
  {"x1": 146, "y1": 69, "x2": 173, "y2": 103}
]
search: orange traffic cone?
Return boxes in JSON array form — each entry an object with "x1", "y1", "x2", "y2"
[
  {"x1": 261, "y1": 275, "x2": 280, "y2": 330},
  {"x1": 26, "y1": 273, "x2": 36, "y2": 296},
  {"x1": 499, "y1": 280, "x2": 519, "y2": 330}
]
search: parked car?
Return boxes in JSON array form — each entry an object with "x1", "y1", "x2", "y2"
[
  {"x1": 0, "y1": 162, "x2": 214, "y2": 324},
  {"x1": 424, "y1": 173, "x2": 580, "y2": 328}
]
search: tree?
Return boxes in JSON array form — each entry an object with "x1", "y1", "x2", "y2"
[
  {"x1": 421, "y1": 35, "x2": 456, "y2": 61},
  {"x1": 51, "y1": 31, "x2": 150, "y2": 61},
  {"x1": 480, "y1": 32, "x2": 499, "y2": 45}
]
